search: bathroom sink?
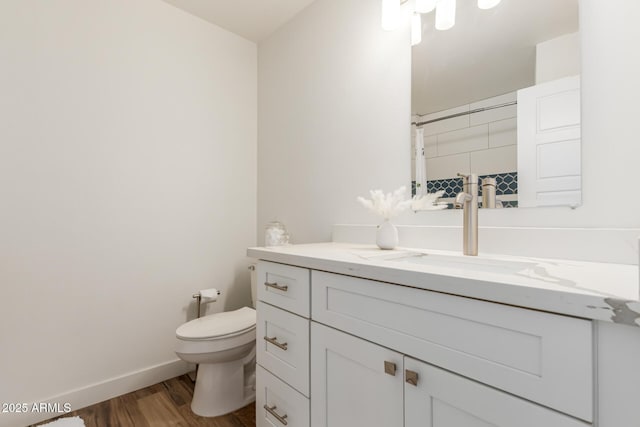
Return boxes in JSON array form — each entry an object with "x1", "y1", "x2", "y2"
[
  {"x1": 392, "y1": 253, "x2": 537, "y2": 274},
  {"x1": 350, "y1": 248, "x2": 539, "y2": 275}
]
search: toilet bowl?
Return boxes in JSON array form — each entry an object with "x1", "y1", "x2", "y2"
[{"x1": 175, "y1": 265, "x2": 258, "y2": 417}]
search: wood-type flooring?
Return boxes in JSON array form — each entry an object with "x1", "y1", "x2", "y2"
[{"x1": 32, "y1": 374, "x2": 255, "y2": 427}]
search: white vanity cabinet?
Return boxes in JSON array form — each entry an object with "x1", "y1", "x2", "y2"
[
  {"x1": 310, "y1": 323, "x2": 589, "y2": 427},
  {"x1": 311, "y1": 271, "x2": 593, "y2": 422},
  {"x1": 256, "y1": 261, "x2": 311, "y2": 427},
  {"x1": 254, "y1": 259, "x2": 595, "y2": 427}
]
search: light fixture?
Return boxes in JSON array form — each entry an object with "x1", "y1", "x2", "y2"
[
  {"x1": 381, "y1": 0, "x2": 402, "y2": 31},
  {"x1": 435, "y1": 0, "x2": 456, "y2": 31},
  {"x1": 411, "y1": 13, "x2": 422, "y2": 46},
  {"x1": 383, "y1": 0, "x2": 501, "y2": 44},
  {"x1": 415, "y1": 0, "x2": 437, "y2": 14},
  {"x1": 478, "y1": 0, "x2": 502, "y2": 10}
]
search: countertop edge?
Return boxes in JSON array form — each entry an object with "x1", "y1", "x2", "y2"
[{"x1": 247, "y1": 246, "x2": 640, "y2": 327}]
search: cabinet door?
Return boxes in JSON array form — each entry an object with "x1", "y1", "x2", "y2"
[
  {"x1": 517, "y1": 75, "x2": 581, "y2": 208},
  {"x1": 310, "y1": 322, "x2": 403, "y2": 427},
  {"x1": 404, "y1": 357, "x2": 589, "y2": 427}
]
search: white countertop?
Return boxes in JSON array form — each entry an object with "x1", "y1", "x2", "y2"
[{"x1": 247, "y1": 242, "x2": 640, "y2": 326}]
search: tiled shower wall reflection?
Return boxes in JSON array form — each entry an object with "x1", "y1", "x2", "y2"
[{"x1": 412, "y1": 92, "x2": 518, "y2": 207}]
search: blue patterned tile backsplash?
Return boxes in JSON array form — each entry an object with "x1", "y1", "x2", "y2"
[
  {"x1": 425, "y1": 177, "x2": 463, "y2": 198},
  {"x1": 412, "y1": 172, "x2": 518, "y2": 208}
]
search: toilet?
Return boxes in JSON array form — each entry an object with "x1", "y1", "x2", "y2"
[{"x1": 175, "y1": 267, "x2": 257, "y2": 417}]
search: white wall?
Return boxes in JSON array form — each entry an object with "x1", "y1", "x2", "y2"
[
  {"x1": 536, "y1": 32, "x2": 581, "y2": 84},
  {"x1": 257, "y1": 0, "x2": 411, "y2": 244},
  {"x1": 258, "y1": 0, "x2": 640, "y2": 243},
  {"x1": 0, "y1": 1, "x2": 256, "y2": 425}
]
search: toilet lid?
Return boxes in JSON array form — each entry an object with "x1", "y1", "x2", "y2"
[{"x1": 176, "y1": 307, "x2": 256, "y2": 340}]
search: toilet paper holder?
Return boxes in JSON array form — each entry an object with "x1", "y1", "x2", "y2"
[{"x1": 192, "y1": 289, "x2": 221, "y2": 319}]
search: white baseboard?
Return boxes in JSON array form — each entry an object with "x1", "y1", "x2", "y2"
[{"x1": 3, "y1": 359, "x2": 190, "y2": 427}]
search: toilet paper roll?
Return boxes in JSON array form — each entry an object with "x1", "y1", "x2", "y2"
[{"x1": 199, "y1": 288, "x2": 220, "y2": 303}]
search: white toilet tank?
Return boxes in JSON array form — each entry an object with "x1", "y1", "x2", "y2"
[{"x1": 250, "y1": 263, "x2": 257, "y2": 308}]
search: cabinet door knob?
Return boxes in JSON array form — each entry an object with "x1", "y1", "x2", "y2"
[
  {"x1": 264, "y1": 336, "x2": 288, "y2": 351},
  {"x1": 265, "y1": 281, "x2": 289, "y2": 292},
  {"x1": 405, "y1": 369, "x2": 419, "y2": 386},
  {"x1": 264, "y1": 404, "x2": 288, "y2": 425},
  {"x1": 384, "y1": 361, "x2": 397, "y2": 376}
]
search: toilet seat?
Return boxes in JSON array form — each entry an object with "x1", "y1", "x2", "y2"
[{"x1": 176, "y1": 307, "x2": 256, "y2": 341}]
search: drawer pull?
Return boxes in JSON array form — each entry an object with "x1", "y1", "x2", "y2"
[
  {"x1": 384, "y1": 361, "x2": 397, "y2": 376},
  {"x1": 265, "y1": 281, "x2": 289, "y2": 292},
  {"x1": 264, "y1": 336, "x2": 288, "y2": 350},
  {"x1": 264, "y1": 404, "x2": 288, "y2": 425},
  {"x1": 405, "y1": 369, "x2": 419, "y2": 386}
]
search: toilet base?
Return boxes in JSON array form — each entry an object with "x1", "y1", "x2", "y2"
[{"x1": 191, "y1": 354, "x2": 256, "y2": 417}]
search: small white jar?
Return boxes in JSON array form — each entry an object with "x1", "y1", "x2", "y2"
[{"x1": 265, "y1": 221, "x2": 290, "y2": 246}]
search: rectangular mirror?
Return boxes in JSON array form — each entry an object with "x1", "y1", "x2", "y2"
[{"x1": 411, "y1": 0, "x2": 581, "y2": 209}]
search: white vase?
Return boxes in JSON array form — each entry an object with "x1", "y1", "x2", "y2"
[{"x1": 376, "y1": 220, "x2": 398, "y2": 250}]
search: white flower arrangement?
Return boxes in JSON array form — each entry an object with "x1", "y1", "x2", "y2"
[
  {"x1": 357, "y1": 186, "x2": 413, "y2": 220},
  {"x1": 411, "y1": 190, "x2": 448, "y2": 211}
]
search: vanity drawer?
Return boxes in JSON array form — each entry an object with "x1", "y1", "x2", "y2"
[
  {"x1": 257, "y1": 365, "x2": 310, "y2": 427},
  {"x1": 257, "y1": 261, "x2": 310, "y2": 317},
  {"x1": 311, "y1": 271, "x2": 593, "y2": 422},
  {"x1": 257, "y1": 301, "x2": 310, "y2": 396}
]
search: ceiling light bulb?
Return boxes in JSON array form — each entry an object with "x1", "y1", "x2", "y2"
[
  {"x1": 411, "y1": 13, "x2": 422, "y2": 46},
  {"x1": 415, "y1": 0, "x2": 437, "y2": 14},
  {"x1": 381, "y1": 0, "x2": 402, "y2": 31},
  {"x1": 435, "y1": 0, "x2": 456, "y2": 31},
  {"x1": 478, "y1": 0, "x2": 501, "y2": 10}
]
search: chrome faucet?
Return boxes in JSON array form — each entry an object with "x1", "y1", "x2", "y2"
[{"x1": 454, "y1": 173, "x2": 478, "y2": 256}]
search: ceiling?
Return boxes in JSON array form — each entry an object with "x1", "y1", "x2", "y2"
[
  {"x1": 161, "y1": 0, "x2": 317, "y2": 42},
  {"x1": 412, "y1": 0, "x2": 579, "y2": 115}
]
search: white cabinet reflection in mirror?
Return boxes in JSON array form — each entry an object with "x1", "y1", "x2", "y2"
[{"x1": 518, "y1": 76, "x2": 582, "y2": 207}]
